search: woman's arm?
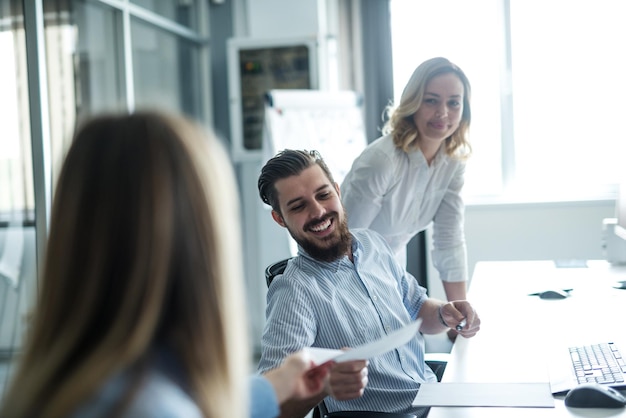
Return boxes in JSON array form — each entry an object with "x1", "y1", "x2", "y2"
[
  {"x1": 264, "y1": 358, "x2": 367, "y2": 418},
  {"x1": 262, "y1": 351, "x2": 330, "y2": 405},
  {"x1": 442, "y1": 280, "x2": 467, "y2": 301},
  {"x1": 431, "y1": 162, "x2": 469, "y2": 297}
]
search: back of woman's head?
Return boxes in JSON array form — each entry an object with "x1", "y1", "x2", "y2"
[
  {"x1": 384, "y1": 57, "x2": 472, "y2": 157},
  {"x1": 2, "y1": 111, "x2": 248, "y2": 418}
]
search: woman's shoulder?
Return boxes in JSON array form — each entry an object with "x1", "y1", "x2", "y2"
[
  {"x1": 366, "y1": 133, "x2": 397, "y2": 154},
  {"x1": 126, "y1": 371, "x2": 202, "y2": 418},
  {"x1": 72, "y1": 369, "x2": 202, "y2": 418},
  {"x1": 354, "y1": 134, "x2": 407, "y2": 169}
]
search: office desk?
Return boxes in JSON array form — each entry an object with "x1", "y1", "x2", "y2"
[{"x1": 428, "y1": 260, "x2": 626, "y2": 418}]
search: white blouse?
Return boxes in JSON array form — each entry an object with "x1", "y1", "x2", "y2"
[{"x1": 341, "y1": 134, "x2": 468, "y2": 283}]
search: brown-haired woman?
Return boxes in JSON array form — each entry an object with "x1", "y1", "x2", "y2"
[{"x1": 1, "y1": 111, "x2": 329, "y2": 418}]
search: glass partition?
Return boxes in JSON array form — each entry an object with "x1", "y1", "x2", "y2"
[
  {"x1": 0, "y1": 0, "x2": 36, "y2": 401},
  {"x1": 131, "y1": 0, "x2": 200, "y2": 29},
  {"x1": 132, "y1": 17, "x2": 203, "y2": 118},
  {"x1": 0, "y1": 0, "x2": 210, "y2": 404}
]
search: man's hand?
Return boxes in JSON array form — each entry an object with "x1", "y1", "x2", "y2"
[{"x1": 324, "y1": 359, "x2": 369, "y2": 400}]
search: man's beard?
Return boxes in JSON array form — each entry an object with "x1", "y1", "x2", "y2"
[{"x1": 288, "y1": 214, "x2": 352, "y2": 262}]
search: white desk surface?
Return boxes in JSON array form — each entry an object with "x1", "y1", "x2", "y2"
[{"x1": 428, "y1": 260, "x2": 626, "y2": 418}]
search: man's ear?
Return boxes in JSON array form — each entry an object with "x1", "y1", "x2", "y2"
[
  {"x1": 334, "y1": 182, "x2": 341, "y2": 198},
  {"x1": 271, "y1": 210, "x2": 286, "y2": 227}
]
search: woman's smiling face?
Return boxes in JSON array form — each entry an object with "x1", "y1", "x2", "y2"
[{"x1": 413, "y1": 72, "x2": 464, "y2": 146}]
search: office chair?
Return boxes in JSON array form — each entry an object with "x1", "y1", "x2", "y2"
[
  {"x1": 264, "y1": 257, "x2": 291, "y2": 288},
  {"x1": 264, "y1": 258, "x2": 448, "y2": 418}
]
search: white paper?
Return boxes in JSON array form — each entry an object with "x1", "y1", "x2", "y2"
[
  {"x1": 412, "y1": 382, "x2": 555, "y2": 408},
  {"x1": 304, "y1": 347, "x2": 343, "y2": 365},
  {"x1": 305, "y1": 319, "x2": 422, "y2": 365}
]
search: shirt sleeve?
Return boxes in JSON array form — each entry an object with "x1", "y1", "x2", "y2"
[
  {"x1": 249, "y1": 375, "x2": 280, "y2": 418},
  {"x1": 394, "y1": 251, "x2": 428, "y2": 318},
  {"x1": 431, "y1": 162, "x2": 468, "y2": 283},
  {"x1": 365, "y1": 230, "x2": 428, "y2": 319},
  {"x1": 341, "y1": 148, "x2": 393, "y2": 229},
  {"x1": 257, "y1": 276, "x2": 316, "y2": 374}
]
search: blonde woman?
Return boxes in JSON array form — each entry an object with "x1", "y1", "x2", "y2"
[
  {"x1": 341, "y1": 57, "x2": 472, "y2": 312},
  {"x1": 0, "y1": 112, "x2": 329, "y2": 418}
]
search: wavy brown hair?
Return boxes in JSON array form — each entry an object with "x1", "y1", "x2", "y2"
[
  {"x1": 383, "y1": 57, "x2": 472, "y2": 158},
  {"x1": 1, "y1": 111, "x2": 248, "y2": 418}
]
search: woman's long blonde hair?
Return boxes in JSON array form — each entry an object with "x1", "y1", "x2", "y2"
[
  {"x1": 383, "y1": 57, "x2": 472, "y2": 158},
  {"x1": 1, "y1": 111, "x2": 248, "y2": 418}
]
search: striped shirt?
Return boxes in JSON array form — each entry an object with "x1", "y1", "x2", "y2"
[{"x1": 258, "y1": 229, "x2": 436, "y2": 415}]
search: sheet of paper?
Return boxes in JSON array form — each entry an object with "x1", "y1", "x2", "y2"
[
  {"x1": 412, "y1": 382, "x2": 555, "y2": 408},
  {"x1": 305, "y1": 319, "x2": 422, "y2": 365},
  {"x1": 304, "y1": 347, "x2": 343, "y2": 365}
]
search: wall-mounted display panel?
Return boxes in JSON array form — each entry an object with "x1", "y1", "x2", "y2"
[{"x1": 227, "y1": 36, "x2": 318, "y2": 161}]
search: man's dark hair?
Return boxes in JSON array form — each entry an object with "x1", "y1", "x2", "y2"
[{"x1": 258, "y1": 149, "x2": 336, "y2": 213}]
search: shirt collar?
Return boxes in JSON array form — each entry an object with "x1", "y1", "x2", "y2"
[{"x1": 407, "y1": 144, "x2": 448, "y2": 168}]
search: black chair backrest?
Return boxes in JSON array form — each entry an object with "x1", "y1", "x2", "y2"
[{"x1": 264, "y1": 258, "x2": 292, "y2": 288}]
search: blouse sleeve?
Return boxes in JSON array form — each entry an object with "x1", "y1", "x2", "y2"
[
  {"x1": 249, "y1": 375, "x2": 280, "y2": 418},
  {"x1": 431, "y1": 162, "x2": 468, "y2": 283},
  {"x1": 341, "y1": 148, "x2": 394, "y2": 229}
]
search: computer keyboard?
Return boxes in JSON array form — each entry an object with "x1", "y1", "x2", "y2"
[{"x1": 570, "y1": 342, "x2": 626, "y2": 385}]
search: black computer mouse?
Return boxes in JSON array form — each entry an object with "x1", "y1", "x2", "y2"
[
  {"x1": 613, "y1": 281, "x2": 626, "y2": 290},
  {"x1": 538, "y1": 289, "x2": 570, "y2": 300},
  {"x1": 564, "y1": 383, "x2": 626, "y2": 408}
]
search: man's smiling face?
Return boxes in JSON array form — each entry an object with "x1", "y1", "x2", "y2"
[{"x1": 271, "y1": 164, "x2": 351, "y2": 262}]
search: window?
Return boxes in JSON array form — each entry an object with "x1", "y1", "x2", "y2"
[
  {"x1": 0, "y1": 0, "x2": 36, "y2": 401},
  {"x1": 390, "y1": 0, "x2": 626, "y2": 201},
  {"x1": 131, "y1": 17, "x2": 205, "y2": 119},
  {"x1": 0, "y1": 13, "x2": 33, "y2": 220}
]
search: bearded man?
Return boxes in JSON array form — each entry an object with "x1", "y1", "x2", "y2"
[{"x1": 256, "y1": 149, "x2": 480, "y2": 418}]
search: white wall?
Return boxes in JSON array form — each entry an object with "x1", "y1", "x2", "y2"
[
  {"x1": 426, "y1": 200, "x2": 615, "y2": 301},
  {"x1": 466, "y1": 201, "x2": 613, "y2": 270},
  {"x1": 245, "y1": 0, "x2": 320, "y2": 38}
]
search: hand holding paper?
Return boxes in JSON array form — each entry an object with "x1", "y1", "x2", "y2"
[{"x1": 305, "y1": 319, "x2": 423, "y2": 366}]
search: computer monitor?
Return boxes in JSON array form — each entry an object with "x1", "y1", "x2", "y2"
[
  {"x1": 616, "y1": 178, "x2": 626, "y2": 240},
  {"x1": 603, "y1": 179, "x2": 626, "y2": 265}
]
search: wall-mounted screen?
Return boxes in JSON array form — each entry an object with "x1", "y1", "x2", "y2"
[{"x1": 227, "y1": 37, "x2": 318, "y2": 162}]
